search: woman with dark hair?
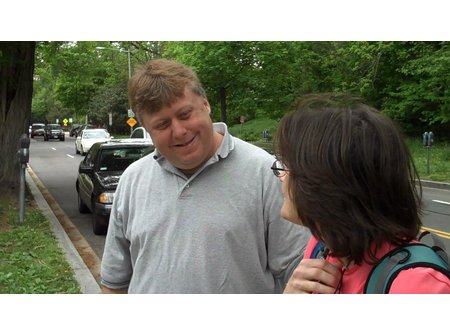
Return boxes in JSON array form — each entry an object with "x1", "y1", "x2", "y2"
[{"x1": 273, "y1": 93, "x2": 450, "y2": 293}]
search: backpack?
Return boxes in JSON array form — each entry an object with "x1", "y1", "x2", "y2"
[{"x1": 311, "y1": 231, "x2": 450, "y2": 294}]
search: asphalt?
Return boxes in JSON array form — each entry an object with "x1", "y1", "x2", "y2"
[{"x1": 25, "y1": 160, "x2": 450, "y2": 294}]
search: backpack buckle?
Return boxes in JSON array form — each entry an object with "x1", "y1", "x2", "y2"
[{"x1": 390, "y1": 248, "x2": 411, "y2": 264}]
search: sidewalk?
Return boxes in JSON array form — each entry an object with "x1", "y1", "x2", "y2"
[
  {"x1": 26, "y1": 168, "x2": 101, "y2": 294},
  {"x1": 419, "y1": 179, "x2": 450, "y2": 190}
]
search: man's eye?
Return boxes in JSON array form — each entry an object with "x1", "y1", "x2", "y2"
[
  {"x1": 179, "y1": 110, "x2": 192, "y2": 119},
  {"x1": 155, "y1": 121, "x2": 169, "y2": 130}
]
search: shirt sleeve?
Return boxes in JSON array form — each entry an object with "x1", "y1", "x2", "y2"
[
  {"x1": 264, "y1": 165, "x2": 312, "y2": 291},
  {"x1": 100, "y1": 176, "x2": 133, "y2": 290},
  {"x1": 389, "y1": 267, "x2": 450, "y2": 293}
]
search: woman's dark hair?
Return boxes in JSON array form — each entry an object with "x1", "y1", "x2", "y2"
[{"x1": 274, "y1": 93, "x2": 422, "y2": 264}]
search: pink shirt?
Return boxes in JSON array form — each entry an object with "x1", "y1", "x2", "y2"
[{"x1": 304, "y1": 236, "x2": 450, "y2": 294}]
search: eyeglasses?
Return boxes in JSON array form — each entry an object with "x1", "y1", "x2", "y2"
[{"x1": 271, "y1": 160, "x2": 288, "y2": 177}]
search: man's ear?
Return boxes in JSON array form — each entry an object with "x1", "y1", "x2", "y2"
[{"x1": 203, "y1": 99, "x2": 211, "y2": 115}]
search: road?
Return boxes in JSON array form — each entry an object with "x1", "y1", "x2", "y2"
[
  {"x1": 28, "y1": 134, "x2": 450, "y2": 259},
  {"x1": 420, "y1": 187, "x2": 450, "y2": 248},
  {"x1": 28, "y1": 134, "x2": 106, "y2": 258}
]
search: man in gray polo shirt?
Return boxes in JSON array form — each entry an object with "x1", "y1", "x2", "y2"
[{"x1": 100, "y1": 59, "x2": 311, "y2": 293}]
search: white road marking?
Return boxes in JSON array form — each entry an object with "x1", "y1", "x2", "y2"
[
  {"x1": 67, "y1": 154, "x2": 74, "y2": 158},
  {"x1": 432, "y1": 200, "x2": 450, "y2": 206},
  {"x1": 52, "y1": 147, "x2": 56, "y2": 150}
]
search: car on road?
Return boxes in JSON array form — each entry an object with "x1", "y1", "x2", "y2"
[
  {"x1": 44, "y1": 123, "x2": 65, "y2": 141},
  {"x1": 76, "y1": 139, "x2": 154, "y2": 234},
  {"x1": 130, "y1": 126, "x2": 153, "y2": 144},
  {"x1": 30, "y1": 123, "x2": 45, "y2": 138},
  {"x1": 69, "y1": 124, "x2": 82, "y2": 137},
  {"x1": 73, "y1": 123, "x2": 96, "y2": 138},
  {"x1": 75, "y1": 128, "x2": 111, "y2": 155}
]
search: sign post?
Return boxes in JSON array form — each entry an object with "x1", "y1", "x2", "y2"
[
  {"x1": 422, "y1": 131, "x2": 434, "y2": 175},
  {"x1": 17, "y1": 134, "x2": 30, "y2": 224},
  {"x1": 127, "y1": 117, "x2": 137, "y2": 134}
]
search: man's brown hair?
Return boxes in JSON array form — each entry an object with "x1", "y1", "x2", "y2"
[{"x1": 128, "y1": 59, "x2": 206, "y2": 123}]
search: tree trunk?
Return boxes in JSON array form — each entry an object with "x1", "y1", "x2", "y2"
[
  {"x1": 0, "y1": 42, "x2": 36, "y2": 192},
  {"x1": 219, "y1": 86, "x2": 227, "y2": 124}
]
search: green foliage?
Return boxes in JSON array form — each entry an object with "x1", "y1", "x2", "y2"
[
  {"x1": 228, "y1": 118, "x2": 278, "y2": 143},
  {"x1": 31, "y1": 41, "x2": 450, "y2": 137},
  {"x1": 380, "y1": 42, "x2": 450, "y2": 136},
  {"x1": 0, "y1": 200, "x2": 80, "y2": 293},
  {"x1": 406, "y1": 137, "x2": 450, "y2": 182},
  {"x1": 233, "y1": 117, "x2": 450, "y2": 183},
  {"x1": 163, "y1": 41, "x2": 265, "y2": 124},
  {"x1": 33, "y1": 42, "x2": 134, "y2": 129}
]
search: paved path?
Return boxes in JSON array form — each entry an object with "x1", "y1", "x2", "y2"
[{"x1": 26, "y1": 168, "x2": 100, "y2": 294}]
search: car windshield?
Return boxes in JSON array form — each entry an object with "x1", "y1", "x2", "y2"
[
  {"x1": 32, "y1": 125, "x2": 44, "y2": 129},
  {"x1": 98, "y1": 147, "x2": 148, "y2": 172},
  {"x1": 83, "y1": 131, "x2": 107, "y2": 139}
]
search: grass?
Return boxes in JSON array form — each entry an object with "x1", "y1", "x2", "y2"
[
  {"x1": 228, "y1": 118, "x2": 279, "y2": 143},
  {"x1": 406, "y1": 138, "x2": 450, "y2": 182},
  {"x1": 229, "y1": 118, "x2": 450, "y2": 183},
  {"x1": 0, "y1": 189, "x2": 81, "y2": 294}
]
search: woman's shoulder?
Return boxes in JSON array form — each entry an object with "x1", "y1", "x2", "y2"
[{"x1": 390, "y1": 266, "x2": 450, "y2": 293}]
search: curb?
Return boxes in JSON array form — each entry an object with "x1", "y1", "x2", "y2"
[
  {"x1": 418, "y1": 179, "x2": 450, "y2": 190},
  {"x1": 26, "y1": 168, "x2": 101, "y2": 294}
]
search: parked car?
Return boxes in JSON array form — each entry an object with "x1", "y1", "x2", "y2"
[
  {"x1": 76, "y1": 139, "x2": 154, "y2": 234},
  {"x1": 75, "y1": 128, "x2": 111, "y2": 155},
  {"x1": 130, "y1": 126, "x2": 153, "y2": 144},
  {"x1": 74, "y1": 124, "x2": 96, "y2": 138},
  {"x1": 44, "y1": 123, "x2": 65, "y2": 141},
  {"x1": 30, "y1": 123, "x2": 45, "y2": 138},
  {"x1": 69, "y1": 124, "x2": 82, "y2": 137}
]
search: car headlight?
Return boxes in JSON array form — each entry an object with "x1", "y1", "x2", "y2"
[{"x1": 98, "y1": 192, "x2": 115, "y2": 204}]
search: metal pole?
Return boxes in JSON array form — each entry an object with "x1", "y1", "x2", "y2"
[
  {"x1": 18, "y1": 134, "x2": 30, "y2": 224},
  {"x1": 127, "y1": 49, "x2": 131, "y2": 79},
  {"x1": 96, "y1": 46, "x2": 133, "y2": 134},
  {"x1": 127, "y1": 48, "x2": 133, "y2": 136},
  {"x1": 19, "y1": 163, "x2": 26, "y2": 223}
]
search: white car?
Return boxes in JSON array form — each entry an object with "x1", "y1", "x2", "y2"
[
  {"x1": 75, "y1": 129, "x2": 111, "y2": 155},
  {"x1": 130, "y1": 126, "x2": 153, "y2": 144}
]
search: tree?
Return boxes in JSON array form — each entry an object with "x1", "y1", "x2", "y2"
[
  {"x1": 0, "y1": 42, "x2": 36, "y2": 192},
  {"x1": 28, "y1": 41, "x2": 450, "y2": 139},
  {"x1": 381, "y1": 42, "x2": 450, "y2": 136},
  {"x1": 164, "y1": 41, "x2": 262, "y2": 124}
]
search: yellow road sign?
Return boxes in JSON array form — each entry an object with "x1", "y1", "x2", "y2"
[
  {"x1": 63, "y1": 118, "x2": 68, "y2": 126},
  {"x1": 127, "y1": 117, "x2": 137, "y2": 128}
]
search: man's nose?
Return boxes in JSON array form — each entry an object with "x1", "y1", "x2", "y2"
[{"x1": 171, "y1": 119, "x2": 187, "y2": 137}]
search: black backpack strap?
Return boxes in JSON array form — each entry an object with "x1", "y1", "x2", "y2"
[
  {"x1": 364, "y1": 243, "x2": 450, "y2": 294},
  {"x1": 418, "y1": 230, "x2": 449, "y2": 265},
  {"x1": 371, "y1": 249, "x2": 410, "y2": 294}
]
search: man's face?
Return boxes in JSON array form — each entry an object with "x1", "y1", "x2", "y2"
[{"x1": 141, "y1": 88, "x2": 217, "y2": 175}]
